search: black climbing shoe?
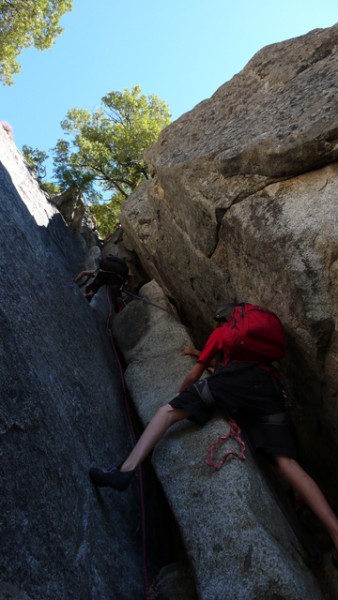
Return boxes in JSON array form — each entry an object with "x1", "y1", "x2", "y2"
[
  {"x1": 89, "y1": 465, "x2": 134, "y2": 491},
  {"x1": 332, "y1": 549, "x2": 338, "y2": 569}
]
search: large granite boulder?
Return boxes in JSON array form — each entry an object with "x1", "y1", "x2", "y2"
[{"x1": 120, "y1": 24, "x2": 338, "y2": 492}]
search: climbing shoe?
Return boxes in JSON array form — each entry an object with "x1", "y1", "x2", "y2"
[{"x1": 89, "y1": 465, "x2": 134, "y2": 491}]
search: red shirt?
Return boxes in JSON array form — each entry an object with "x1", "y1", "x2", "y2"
[{"x1": 197, "y1": 323, "x2": 281, "y2": 378}]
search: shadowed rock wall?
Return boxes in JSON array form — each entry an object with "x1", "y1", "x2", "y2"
[{"x1": 0, "y1": 127, "x2": 144, "y2": 599}]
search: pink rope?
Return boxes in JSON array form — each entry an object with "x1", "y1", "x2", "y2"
[{"x1": 205, "y1": 417, "x2": 246, "y2": 470}]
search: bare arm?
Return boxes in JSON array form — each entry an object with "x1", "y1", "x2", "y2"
[
  {"x1": 181, "y1": 346, "x2": 200, "y2": 358},
  {"x1": 181, "y1": 345, "x2": 218, "y2": 369},
  {"x1": 75, "y1": 270, "x2": 95, "y2": 283},
  {"x1": 179, "y1": 362, "x2": 206, "y2": 392}
]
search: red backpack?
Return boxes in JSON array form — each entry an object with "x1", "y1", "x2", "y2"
[{"x1": 224, "y1": 303, "x2": 286, "y2": 363}]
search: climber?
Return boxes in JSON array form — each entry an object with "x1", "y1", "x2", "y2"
[
  {"x1": 1, "y1": 121, "x2": 13, "y2": 138},
  {"x1": 89, "y1": 302, "x2": 338, "y2": 566},
  {"x1": 75, "y1": 254, "x2": 128, "y2": 311}
]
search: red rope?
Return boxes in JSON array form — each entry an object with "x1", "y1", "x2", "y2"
[
  {"x1": 105, "y1": 287, "x2": 151, "y2": 600},
  {"x1": 205, "y1": 417, "x2": 246, "y2": 470}
]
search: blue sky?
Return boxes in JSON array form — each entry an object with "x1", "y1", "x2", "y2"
[{"x1": 1, "y1": 0, "x2": 338, "y2": 180}]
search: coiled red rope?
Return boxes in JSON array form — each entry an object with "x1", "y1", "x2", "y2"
[{"x1": 205, "y1": 417, "x2": 246, "y2": 469}]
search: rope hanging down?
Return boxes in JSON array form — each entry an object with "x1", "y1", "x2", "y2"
[
  {"x1": 105, "y1": 287, "x2": 151, "y2": 600},
  {"x1": 205, "y1": 417, "x2": 246, "y2": 469},
  {"x1": 123, "y1": 290, "x2": 175, "y2": 316}
]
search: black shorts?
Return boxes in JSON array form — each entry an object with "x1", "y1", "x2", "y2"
[{"x1": 169, "y1": 362, "x2": 297, "y2": 459}]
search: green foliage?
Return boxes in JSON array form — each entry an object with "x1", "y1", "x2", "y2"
[
  {"x1": 22, "y1": 144, "x2": 48, "y2": 178},
  {"x1": 40, "y1": 181, "x2": 60, "y2": 195},
  {"x1": 0, "y1": 0, "x2": 73, "y2": 85},
  {"x1": 21, "y1": 86, "x2": 171, "y2": 236},
  {"x1": 89, "y1": 200, "x2": 123, "y2": 237},
  {"x1": 52, "y1": 138, "x2": 99, "y2": 199},
  {"x1": 52, "y1": 85, "x2": 171, "y2": 234},
  {"x1": 22, "y1": 144, "x2": 60, "y2": 195}
]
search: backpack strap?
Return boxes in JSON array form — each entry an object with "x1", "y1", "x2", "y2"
[{"x1": 213, "y1": 348, "x2": 225, "y2": 373}]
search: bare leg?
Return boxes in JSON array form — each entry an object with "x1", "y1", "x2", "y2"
[
  {"x1": 275, "y1": 455, "x2": 338, "y2": 551},
  {"x1": 89, "y1": 404, "x2": 190, "y2": 490},
  {"x1": 120, "y1": 404, "x2": 190, "y2": 471}
]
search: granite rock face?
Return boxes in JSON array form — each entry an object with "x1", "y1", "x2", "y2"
[
  {"x1": 49, "y1": 187, "x2": 101, "y2": 268},
  {"x1": 0, "y1": 125, "x2": 144, "y2": 599},
  {"x1": 121, "y1": 24, "x2": 338, "y2": 481}
]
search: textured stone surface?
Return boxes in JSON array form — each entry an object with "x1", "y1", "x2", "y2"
[
  {"x1": 146, "y1": 25, "x2": 338, "y2": 178},
  {"x1": 0, "y1": 126, "x2": 144, "y2": 599},
  {"x1": 113, "y1": 281, "x2": 323, "y2": 600},
  {"x1": 0, "y1": 582, "x2": 34, "y2": 600},
  {"x1": 121, "y1": 25, "x2": 338, "y2": 492},
  {"x1": 150, "y1": 563, "x2": 197, "y2": 600},
  {"x1": 49, "y1": 187, "x2": 101, "y2": 268}
]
